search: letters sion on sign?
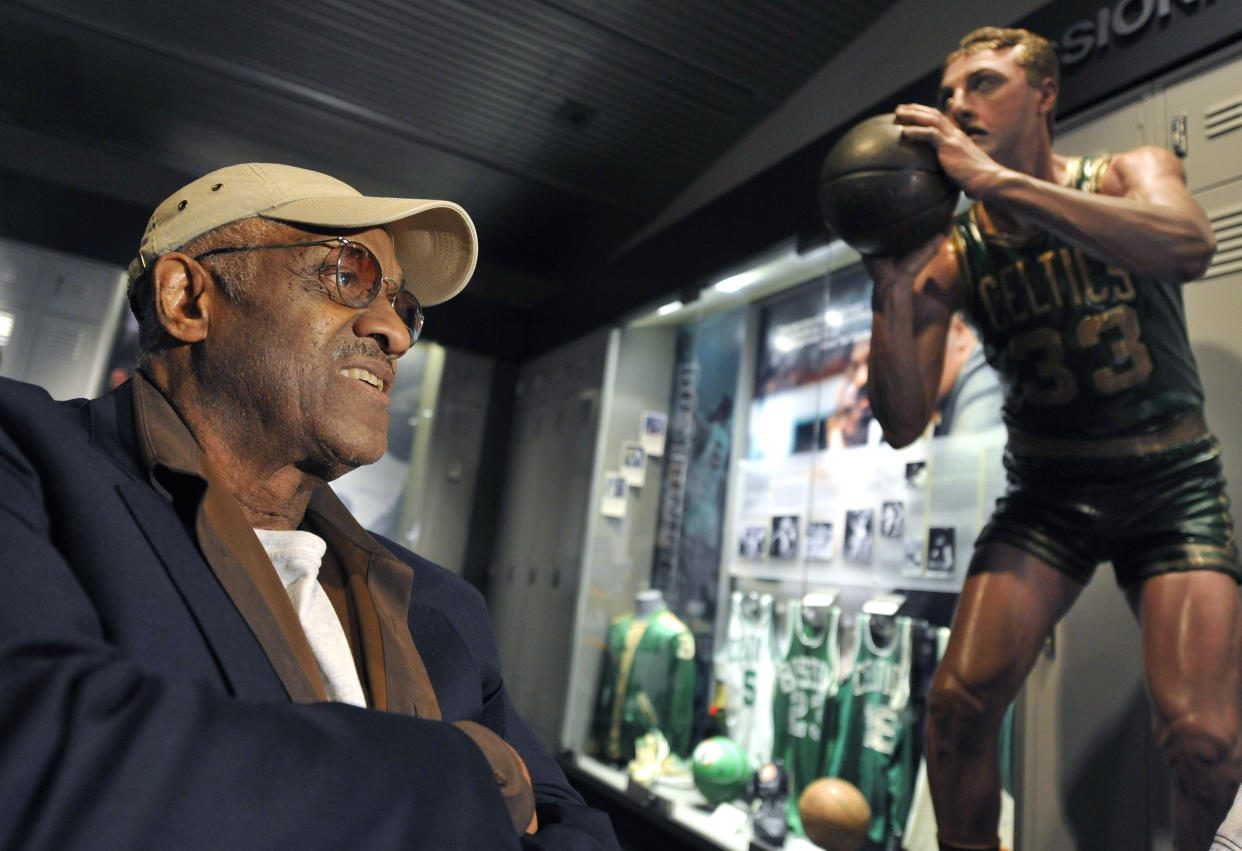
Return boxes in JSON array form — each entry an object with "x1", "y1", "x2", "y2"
[{"x1": 1058, "y1": 0, "x2": 1212, "y2": 66}]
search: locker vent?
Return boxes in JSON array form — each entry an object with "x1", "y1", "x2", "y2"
[
  {"x1": 44, "y1": 324, "x2": 88, "y2": 362},
  {"x1": 1205, "y1": 204, "x2": 1242, "y2": 281},
  {"x1": 1205, "y1": 94, "x2": 1242, "y2": 140},
  {"x1": 0, "y1": 270, "x2": 27, "y2": 308}
]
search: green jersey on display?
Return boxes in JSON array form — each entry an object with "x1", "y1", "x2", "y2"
[
  {"x1": 589, "y1": 605, "x2": 696, "y2": 761},
  {"x1": 772, "y1": 600, "x2": 842, "y2": 835},
  {"x1": 830, "y1": 613, "x2": 915, "y2": 847}
]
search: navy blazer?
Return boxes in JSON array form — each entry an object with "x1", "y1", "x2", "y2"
[{"x1": 0, "y1": 377, "x2": 616, "y2": 850}]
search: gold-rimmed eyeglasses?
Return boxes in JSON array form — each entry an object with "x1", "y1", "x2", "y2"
[{"x1": 194, "y1": 237, "x2": 424, "y2": 342}]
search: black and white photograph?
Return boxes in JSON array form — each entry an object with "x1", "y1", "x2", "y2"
[
  {"x1": 905, "y1": 460, "x2": 928, "y2": 489},
  {"x1": 806, "y1": 521, "x2": 834, "y2": 562},
  {"x1": 903, "y1": 537, "x2": 924, "y2": 576},
  {"x1": 769, "y1": 515, "x2": 800, "y2": 560},
  {"x1": 738, "y1": 526, "x2": 768, "y2": 560},
  {"x1": 880, "y1": 500, "x2": 904, "y2": 538},
  {"x1": 620, "y1": 440, "x2": 647, "y2": 487},
  {"x1": 843, "y1": 508, "x2": 874, "y2": 564},
  {"x1": 600, "y1": 471, "x2": 627, "y2": 518},
  {"x1": 640, "y1": 410, "x2": 668, "y2": 457},
  {"x1": 927, "y1": 526, "x2": 956, "y2": 576}
]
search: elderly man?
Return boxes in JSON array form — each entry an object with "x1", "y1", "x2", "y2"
[
  {"x1": 0, "y1": 163, "x2": 618, "y2": 849},
  {"x1": 864, "y1": 27, "x2": 1241, "y2": 851}
]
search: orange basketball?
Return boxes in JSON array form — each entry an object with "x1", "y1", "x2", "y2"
[{"x1": 798, "y1": 777, "x2": 871, "y2": 851}]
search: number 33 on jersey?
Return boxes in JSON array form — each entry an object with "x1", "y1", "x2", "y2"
[{"x1": 951, "y1": 155, "x2": 1205, "y2": 441}]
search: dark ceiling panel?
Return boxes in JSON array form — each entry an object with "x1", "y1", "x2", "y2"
[{"x1": 2, "y1": 0, "x2": 903, "y2": 359}]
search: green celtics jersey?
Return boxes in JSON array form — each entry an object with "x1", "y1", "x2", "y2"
[
  {"x1": 772, "y1": 600, "x2": 842, "y2": 836},
  {"x1": 590, "y1": 605, "x2": 696, "y2": 761},
  {"x1": 829, "y1": 613, "x2": 915, "y2": 847},
  {"x1": 951, "y1": 155, "x2": 1204, "y2": 439}
]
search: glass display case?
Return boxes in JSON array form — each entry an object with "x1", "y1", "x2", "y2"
[{"x1": 539, "y1": 238, "x2": 1015, "y2": 850}]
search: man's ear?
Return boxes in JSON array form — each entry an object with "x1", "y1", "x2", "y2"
[
  {"x1": 151, "y1": 253, "x2": 216, "y2": 344},
  {"x1": 1036, "y1": 76, "x2": 1058, "y2": 120}
]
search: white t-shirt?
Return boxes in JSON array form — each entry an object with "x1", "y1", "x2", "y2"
[{"x1": 253, "y1": 528, "x2": 367, "y2": 707}]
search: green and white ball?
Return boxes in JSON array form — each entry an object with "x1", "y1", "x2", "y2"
[{"x1": 691, "y1": 736, "x2": 750, "y2": 805}]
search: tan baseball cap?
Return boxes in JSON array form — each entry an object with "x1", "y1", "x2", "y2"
[{"x1": 129, "y1": 163, "x2": 477, "y2": 306}]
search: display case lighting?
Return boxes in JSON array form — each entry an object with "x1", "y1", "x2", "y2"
[
  {"x1": 635, "y1": 238, "x2": 854, "y2": 325},
  {"x1": 770, "y1": 333, "x2": 795, "y2": 354},
  {"x1": 823, "y1": 310, "x2": 843, "y2": 327},
  {"x1": 803, "y1": 590, "x2": 838, "y2": 608},
  {"x1": 712, "y1": 270, "x2": 760, "y2": 294},
  {"x1": 862, "y1": 592, "x2": 907, "y2": 617}
]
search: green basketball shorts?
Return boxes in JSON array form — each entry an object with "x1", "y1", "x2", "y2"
[{"x1": 977, "y1": 428, "x2": 1240, "y2": 589}]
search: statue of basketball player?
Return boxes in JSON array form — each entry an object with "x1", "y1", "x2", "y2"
[{"x1": 863, "y1": 26, "x2": 1241, "y2": 851}]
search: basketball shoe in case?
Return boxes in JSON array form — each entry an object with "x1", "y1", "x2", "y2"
[{"x1": 749, "y1": 759, "x2": 789, "y2": 846}]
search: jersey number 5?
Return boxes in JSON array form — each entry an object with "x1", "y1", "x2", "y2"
[
  {"x1": 743, "y1": 669, "x2": 756, "y2": 706},
  {"x1": 1007, "y1": 304, "x2": 1153, "y2": 406}
]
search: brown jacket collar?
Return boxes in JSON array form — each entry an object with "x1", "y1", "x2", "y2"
[{"x1": 130, "y1": 372, "x2": 439, "y2": 718}]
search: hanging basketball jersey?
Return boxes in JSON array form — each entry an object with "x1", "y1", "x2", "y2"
[
  {"x1": 772, "y1": 598, "x2": 842, "y2": 836},
  {"x1": 715, "y1": 591, "x2": 777, "y2": 769},
  {"x1": 830, "y1": 613, "x2": 915, "y2": 847},
  {"x1": 589, "y1": 604, "x2": 697, "y2": 761}
]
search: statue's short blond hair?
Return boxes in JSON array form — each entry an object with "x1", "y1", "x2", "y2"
[{"x1": 946, "y1": 27, "x2": 1059, "y2": 137}]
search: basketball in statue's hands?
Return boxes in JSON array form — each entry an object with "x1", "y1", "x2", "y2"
[
  {"x1": 818, "y1": 113, "x2": 957, "y2": 257},
  {"x1": 798, "y1": 777, "x2": 870, "y2": 851}
]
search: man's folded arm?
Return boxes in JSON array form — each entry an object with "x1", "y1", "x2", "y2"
[
  {"x1": 387, "y1": 536, "x2": 620, "y2": 851},
  {"x1": 0, "y1": 471, "x2": 520, "y2": 848}
]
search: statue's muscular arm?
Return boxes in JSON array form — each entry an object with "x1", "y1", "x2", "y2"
[
  {"x1": 865, "y1": 238, "x2": 965, "y2": 448},
  {"x1": 983, "y1": 145, "x2": 1215, "y2": 283},
  {"x1": 898, "y1": 101, "x2": 1216, "y2": 283}
]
